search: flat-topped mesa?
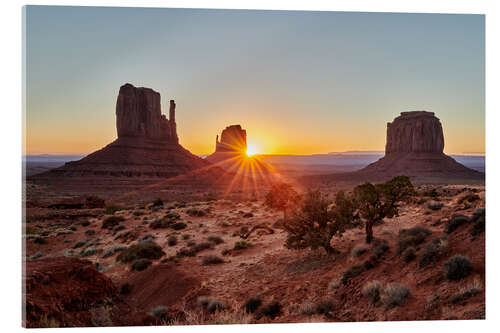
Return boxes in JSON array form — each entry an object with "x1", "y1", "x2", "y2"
[
  {"x1": 214, "y1": 125, "x2": 247, "y2": 153},
  {"x1": 385, "y1": 111, "x2": 444, "y2": 155},
  {"x1": 116, "y1": 83, "x2": 177, "y2": 142}
]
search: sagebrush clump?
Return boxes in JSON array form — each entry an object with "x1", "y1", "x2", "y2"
[
  {"x1": 102, "y1": 215, "x2": 125, "y2": 229},
  {"x1": 381, "y1": 283, "x2": 410, "y2": 308},
  {"x1": 444, "y1": 255, "x2": 472, "y2": 280},
  {"x1": 362, "y1": 280, "x2": 382, "y2": 304},
  {"x1": 117, "y1": 242, "x2": 165, "y2": 263}
]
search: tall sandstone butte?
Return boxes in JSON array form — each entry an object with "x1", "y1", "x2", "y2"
[
  {"x1": 38, "y1": 83, "x2": 210, "y2": 178},
  {"x1": 360, "y1": 111, "x2": 482, "y2": 179}
]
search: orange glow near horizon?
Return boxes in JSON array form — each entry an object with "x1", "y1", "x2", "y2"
[{"x1": 246, "y1": 143, "x2": 258, "y2": 157}]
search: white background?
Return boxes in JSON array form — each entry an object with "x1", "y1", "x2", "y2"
[{"x1": 1, "y1": 0, "x2": 498, "y2": 332}]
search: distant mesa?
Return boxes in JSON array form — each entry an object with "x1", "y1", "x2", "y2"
[
  {"x1": 358, "y1": 111, "x2": 483, "y2": 179},
  {"x1": 303, "y1": 111, "x2": 483, "y2": 184},
  {"x1": 205, "y1": 125, "x2": 247, "y2": 164},
  {"x1": 34, "y1": 83, "x2": 212, "y2": 178}
]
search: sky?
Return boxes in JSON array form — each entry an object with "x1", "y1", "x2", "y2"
[{"x1": 24, "y1": 6, "x2": 485, "y2": 155}]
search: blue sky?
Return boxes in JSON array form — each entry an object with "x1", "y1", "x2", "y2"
[{"x1": 25, "y1": 6, "x2": 485, "y2": 155}]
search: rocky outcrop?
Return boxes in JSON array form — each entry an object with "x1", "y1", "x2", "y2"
[
  {"x1": 385, "y1": 111, "x2": 444, "y2": 154},
  {"x1": 23, "y1": 257, "x2": 153, "y2": 327},
  {"x1": 33, "y1": 83, "x2": 212, "y2": 178},
  {"x1": 215, "y1": 125, "x2": 247, "y2": 153},
  {"x1": 206, "y1": 125, "x2": 247, "y2": 165},
  {"x1": 359, "y1": 111, "x2": 483, "y2": 179}
]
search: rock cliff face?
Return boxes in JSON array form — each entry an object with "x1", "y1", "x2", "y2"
[
  {"x1": 36, "y1": 83, "x2": 211, "y2": 178},
  {"x1": 116, "y1": 84, "x2": 177, "y2": 142},
  {"x1": 385, "y1": 111, "x2": 444, "y2": 154}
]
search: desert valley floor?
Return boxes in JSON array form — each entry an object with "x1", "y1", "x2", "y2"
[{"x1": 23, "y1": 181, "x2": 485, "y2": 327}]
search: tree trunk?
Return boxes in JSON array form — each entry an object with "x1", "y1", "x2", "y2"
[{"x1": 365, "y1": 221, "x2": 373, "y2": 244}]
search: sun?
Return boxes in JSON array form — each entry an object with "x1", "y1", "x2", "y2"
[{"x1": 246, "y1": 144, "x2": 259, "y2": 157}]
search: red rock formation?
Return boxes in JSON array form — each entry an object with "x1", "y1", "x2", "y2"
[
  {"x1": 385, "y1": 111, "x2": 444, "y2": 154},
  {"x1": 206, "y1": 125, "x2": 247, "y2": 165},
  {"x1": 34, "y1": 83, "x2": 211, "y2": 178},
  {"x1": 23, "y1": 257, "x2": 153, "y2": 327},
  {"x1": 359, "y1": 111, "x2": 483, "y2": 179}
]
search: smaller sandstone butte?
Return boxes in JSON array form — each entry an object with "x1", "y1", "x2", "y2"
[
  {"x1": 215, "y1": 125, "x2": 247, "y2": 153},
  {"x1": 359, "y1": 111, "x2": 483, "y2": 179},
  {"x1": 206, "y1": 125, "x2": 247, "y2": 164},
  {"x1": 33, "y1": 83, "x2": 211, "y2": 178}
]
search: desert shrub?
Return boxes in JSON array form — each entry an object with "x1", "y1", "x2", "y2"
[
  {"x1": 165, "y1": 211, "x2": 181, "y2": 220},
  {"x1": 313, "y1": 299, "x2": 336, "y2": 316},
  {"x1": 207, "y1": 300, "x2": 224, "y2": 313},
  {"x1": 418, "y1": 238, "x2": 447, "y2": 268},
  {"x1": 221, "y1": 248, "x2": 232, "y2": 256},
  {"x1": 103, "y1": 244, "x2": 127, "y2": 258},
  {"x1": 362, "y1": 280, "x2": 382, "y2": 304},
  {"x1": 381, "y1": 283, "x2": 410, "y2": 308},
  {"x1": 102, "y1": 215, "x2": 125, "y2": 229},
  {"x1": 176, "y1": 247, "x2": 196, "y2": 258},
  {"x1": 421, "y1": 188, "x2": 439, "y2": 198},
  {"x1": 133, "y1": 210, "x2": 145, "y2": 216},
  {"x1": 81, "y1": 221, "x2": 91, "y2": 227},
  {"x1": 234, "y1": 240, "x2": 252, "y2": 250},
  {"x1": 149, "y1": 218, "x2": 173, "y2": 229},
  {"x1": 208, "y1": 236, "x2": 224, "y2": 245},
  {"x1": 458, "y1": 194, "x2": 480, "y2": 205},
  {"x1": 24, "y1": 226, "x2": 38, "y2": 235},
  {"x1": 152, "y1": 198, "x2": 164, "y2": 207},
  {"x1": 192, "y1": 241, "x2": 212, "y2": 252},
  {"x1": 150, "y1": 305, "x2": 168, "y2": 320},
  {"x1": 201, "y1": 255, "x2": 224, "y2": 265},
  {"x1": 113, "y1": 225, "x2": 125, "y2": 232},
  {"x1": 80, "y1": 247, "x2": 98, "y2": 257},
  {"x1": 342, "y1": 264, "x2": 365, "y2": 285},
  {"x1": 397, "y1": 226, "x2": 431, "y2": 254},
  {"x1": 401, "y1": 246, "x2": 416, "y2": 262},
  {"x1": 187, "y1": 240, "x2": 196, "y2": 247},
  {"x1": 131, "y1": 258, "x2": 152, "y2": 271},
  {"x1": 450, "y1": 279, "x2": 482, "y2": 304},
  {"x1": 257, "y1": 301, "x2": 282, "y2": 319},
  {"x1": 171, "y1": 222, "x2": 187, "y2": 230},
  {"x1": 105, "y1": 204, "x2": 122, "y2": 214},
  {"x1": 444, "y1": 255, "x2": 472, "y2": 280},
  {"x1": 117, "y1": 242, "x2": 165, "y2": 263},
  {"x1": 33, "y1": 237, "x2": 48, "y2": 244},
  {"x1": 39, "y1": 315, "x2": 60, "y2": 328},
  {"x1": 197, "y1": 296, "x2": 212, "y2": 308},
  {"x1": 243, "y1": 297, "x2": 262, "y2": 313},
  {"x1": 167, "y1": 236, "x2": 177, "y2": 246},
  {"x1": 470, "y1": 208, "x2": 485, "y2": 236},
  {"x1": 351, "y1": 243, "x2": 369, "y2": 257},
  {"x1": 186, "y1": 208, "x2": 206, "y2": 217},
  {"x1": 427, "y1": 200, "x2": 443, "y2": 210},
  {"x1": 120, "y1": 283, "x2": 132, "y2": 295},
  {"x1": 445, "y1": 215, "x2": 471, "y2": 234},
  {"x1": 183, "y1": 234, "x2": 191, "y2": 240},
  {"x1": 363, "y1": 240, "x2": 390, "y2": 270}
]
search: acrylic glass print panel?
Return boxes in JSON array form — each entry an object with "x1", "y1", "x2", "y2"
[{"x1": 22, "y1": 5, "x2": 485, "y2": 327}]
